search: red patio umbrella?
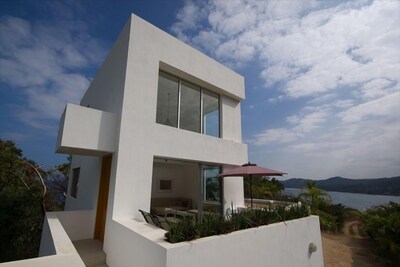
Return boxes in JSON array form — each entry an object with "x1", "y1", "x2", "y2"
[{"x1": 219, "y1": 162, "x2": 286, "y2": 208}]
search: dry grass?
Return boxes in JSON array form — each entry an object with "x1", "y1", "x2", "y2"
[{"x1": 322, "y1": 221, "x2": 385, "y2": 267}]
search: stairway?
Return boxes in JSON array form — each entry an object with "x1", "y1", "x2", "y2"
[{"x1": 73, "y1": 239, "x2": 108, "y2": 267}]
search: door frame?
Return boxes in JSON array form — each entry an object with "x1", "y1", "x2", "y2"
[{"x1": 94, "y1": 154, "x2": 112, "y2": 242}]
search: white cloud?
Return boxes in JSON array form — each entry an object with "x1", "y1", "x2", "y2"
[
  {"x1": 173, "y1": 0, "x2": 400, "y2": 178},
  {"x1": 173, "y1": 0, "x2": 399, "y2": 98},
  {"x1": 332, "y1": 100, "x2": 354, "y2": 109},
  {"x1": 252, "y1": 128, "x2": 299, "y2": 145},
  {"x1": 0, "y1": 8, "x2": 105, "y2": 134},
  {"x1": 360, "y1": 78, "x2": 396, "y2": 100},
  {"x1": 171, "y1": 0, "x2": 207, "y2": 42},
  {"x1": 338, "y1": 92, "x2": 400, "y2": 123},
  {"x1": 294, "y1": 109, "x2": 331, "y2": 133}
]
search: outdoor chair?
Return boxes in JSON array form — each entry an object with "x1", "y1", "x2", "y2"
[
  {"x1": 139, "y1": 209, "x2": 156, "y2": 225},
  {"x1": 139, "y1": 209, "x2": 176, "y2": 231}
]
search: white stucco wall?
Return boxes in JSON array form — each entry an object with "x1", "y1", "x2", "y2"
[
  {"x1": 152, "y1": 162, "x2": 198, "y2": 200},
  {"x1": 223, "y1": 176, "x2": 245, "y2": 213},
  {"x1": 63, "y1": 16, "x2": 131, "y2": 213},
  {"x1": 59, "y1": 14, "x2": 249, "y2": 265},
  {"x1": 221, "y1": 96, "x2": 243, "y2": 142},
  {"x1": 65, "y1": 155, "x2": 101, "y2": 211},
  {"x1": 105, "y1": 220, "x2": 167, "y2": 267},
  {"x1": 80, "y1": 19, "x2": 130, "y2": 114},
  {"x1": 107, "y1": 216, "x2": 323, "y2": 267},
  {"x1": 55, "y1": 210, "x2": 96, "y2": 241},
  {"x1": 112, "y1": 14, "x2": 248, "y2": 222},
  {"x1": 56, "y1": 104, "x2": 118, "y2": 155},
  {"x1": 165, "y1": 216, "x2": 324, "y2": 267}
]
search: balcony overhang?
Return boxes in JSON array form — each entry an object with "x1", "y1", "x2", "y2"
[{"x1": 56, "y1": 104, "x2": 118, "y2": 156}]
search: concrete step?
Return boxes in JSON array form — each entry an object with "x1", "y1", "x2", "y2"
[{"x1": 73, "y1": 239, "x2": 108, "y2": 267}]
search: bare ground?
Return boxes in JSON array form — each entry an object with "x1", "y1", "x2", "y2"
[{"x1": 321, "y1": 221, "x2": 385, "y2": 267}]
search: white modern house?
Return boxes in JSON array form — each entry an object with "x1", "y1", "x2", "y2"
[{"x1": 0, "y1": 14, "x2": 323, "y2": 267}]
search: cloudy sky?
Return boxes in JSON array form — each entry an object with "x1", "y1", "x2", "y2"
[{"x1": 0, "y1": 0, "x2": 399, "y2": 179}]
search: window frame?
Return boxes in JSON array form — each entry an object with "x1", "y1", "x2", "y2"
[
  {"x1": 156, "y1": 71, "x2": 221, "y2": 137},
  {"x1": 70, "y1": 167, "x2": 80, "y2": 199}
]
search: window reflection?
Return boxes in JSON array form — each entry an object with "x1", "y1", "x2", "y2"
[
  {"x1": 203, "y1": 166, "x2": 221, "y2": 202},
  {"x1": 156, "y1": 71, "x2": 220, "y2": 137},
  {"x1": 180, "y1": 81, "x2": 201, "y2": 133},
  {"x1": 203, "y1": 90, "x2": 219, "y2": 137},
  {"x1": 156, "y1": 72, "x2": 179, "y2": 127}
]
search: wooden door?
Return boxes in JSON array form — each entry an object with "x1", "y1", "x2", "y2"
[{"x1": 94, "y1": 154, "x2": 112, "y2": 242}]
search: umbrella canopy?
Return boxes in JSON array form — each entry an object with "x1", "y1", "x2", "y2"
[
  {"x1": 219, "y1": 162, "x2": 286, "y2": 177},
  {"x1": 219, "y1": 162, "x2": 287, "y2": 208}
]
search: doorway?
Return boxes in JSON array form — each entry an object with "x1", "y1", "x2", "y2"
[
  {"x1": 201, "y1": 165, "x2": 223, "y2": 215},
  {"x1": 94, "y1": 154, "x2": 112, "y2": 242}
]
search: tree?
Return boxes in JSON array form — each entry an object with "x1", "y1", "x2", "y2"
[
  {"x1": 244, "y1": 176, "x2": 285, "y2": 199},
  {"x1": 0, "y1": 140, "x2": 46, "y2": 262},
  {"x1": 0, "y1": 140, "x2": 72, "y2": 262},
  {"x1": 299, "y1": 181, "x2": 331, "y2": 211},
  {"x1": 45, "y1": 156, "x2": 70, "y2": 210}
]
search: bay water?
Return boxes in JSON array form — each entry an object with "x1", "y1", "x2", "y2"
[{"x1": 284, "y1": 188, "x2": 400, "y2": 211}]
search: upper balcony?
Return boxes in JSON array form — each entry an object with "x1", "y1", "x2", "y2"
[{"x1": 56, "y1": 104, "x2": 118, "y2": 156}]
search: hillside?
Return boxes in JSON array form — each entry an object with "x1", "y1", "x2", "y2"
[{"x1": 282, "y1": 176, "x2": 400, "y2": 196}]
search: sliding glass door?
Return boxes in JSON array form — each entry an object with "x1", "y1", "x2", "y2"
[{"x1": 200, "y1": 165, "x2": 223, "y2": 215}]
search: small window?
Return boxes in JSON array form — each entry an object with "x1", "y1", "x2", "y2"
[{"x1": 70, "y1": 167, "x2": 80, "y2": 198}]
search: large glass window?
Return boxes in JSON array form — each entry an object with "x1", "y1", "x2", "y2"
[
  {"x1": 156, "y1": 72, "x2": 179, "y2": 127},
  {"x1": 203, "y1": 91, "x2": 220, "y2": 137},
  {"x1": 156, "y1": 71, "x2": 220, "y2": 137},
  {"x1": 180, "y1": 81, "x2": 201, "y2": 133}
]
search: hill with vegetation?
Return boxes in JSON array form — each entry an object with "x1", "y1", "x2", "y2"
[{"x1": 282, "y1": 176, "x2": 400, "y2": 196}]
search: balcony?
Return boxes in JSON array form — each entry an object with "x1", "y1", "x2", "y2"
[
  {"x1": 107, "y1": 215, "x2": 323, "y2": 267},
  {"x1": 56, "y1": 104, "x2": 118, "y2": 156},
  {"x1": 2, "y1": 211, "x2": 323, "y2": 266}
]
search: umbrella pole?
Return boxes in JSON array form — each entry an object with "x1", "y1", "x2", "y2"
[{"x1": 250, "y1": 174, "x2": 253, "y2": 209}]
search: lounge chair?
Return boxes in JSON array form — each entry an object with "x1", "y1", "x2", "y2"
[{"x1": 139, "y1": 209, "x2": 177, "y2": 231}]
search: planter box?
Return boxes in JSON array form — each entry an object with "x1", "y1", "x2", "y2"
[{"x1": 110, "y1": 215, "x2": 324, "y2": 267}]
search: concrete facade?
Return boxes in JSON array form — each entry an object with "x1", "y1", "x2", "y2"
[
  {"x1": 109, "y1": 215, "x2": 324, "y2": 267},
  {"x1": 20, "y1": 14, "x2": 325, "y2": 267},
  {"x1": 52, "y1": 14, "x2": 249, "y2": 267}
]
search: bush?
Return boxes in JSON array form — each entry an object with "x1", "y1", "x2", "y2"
[
  {"x1": 164, "y1": 216, "x2": 196, "y2": 243},
  {"x1": 0, "y1": 187, "x2": 43, "y2": 262},
  {"x1": 165, "y1": 205, "x2": 310, "y2": 243},
  {"x1": 317, "y1": 203, "x2": 346, "y2": 232},
  {"x1": 362, "y1": 202, "x2": 400, "y2": 266}
]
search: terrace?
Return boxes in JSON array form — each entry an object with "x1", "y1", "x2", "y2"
[{"x1": 0, "y1": 199, "x2": 323, "y2": 267}]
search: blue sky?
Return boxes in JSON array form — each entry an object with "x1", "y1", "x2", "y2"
[{"x1": 0, "y1": 0, "x2": 399, "y2": 179}]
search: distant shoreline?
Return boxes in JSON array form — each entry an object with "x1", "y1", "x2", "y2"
[
  {"x1": 284, "y1": 188, "x2": 400, "y2": 211},
  {"x1": 285, "y1": 187, "x2": 400, "y2": 198},
  {"x1": 281, "y1": 176, "x2": 400, "y2": 197}
]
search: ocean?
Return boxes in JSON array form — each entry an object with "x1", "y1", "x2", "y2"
[{"x1": 283, "y1": 188, "x2": 400, "y2": 211}]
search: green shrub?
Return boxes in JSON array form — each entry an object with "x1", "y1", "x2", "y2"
[
  {"x1": 230, "y1": 210, "x2": 254, "y2": 230},
  {"x1": 316, "y1": 203, "x2": 345, "y2": 232},
  {"x1": 165, "y1": 205, "x2": 310, "y2": 243},
  {"x1": 196, "y1": 213, "x2": 230, "y2": 237},
  {"x1": 313, "y1": 209, "x2": 337, "y2": 231},
  {"x1": 164, "y1": 216, "x2": 196, "y2": 243},
  {"x1": 362, "y1": 202, "x2": 400, "y2": 266}
]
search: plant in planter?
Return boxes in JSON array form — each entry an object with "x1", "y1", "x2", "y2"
[
  {"x1": 164, "y1": 216, "x2": 196, "y2": 243},
  {"x1": 165, "y1": 205, "x2": 310, "y2": 243}
]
